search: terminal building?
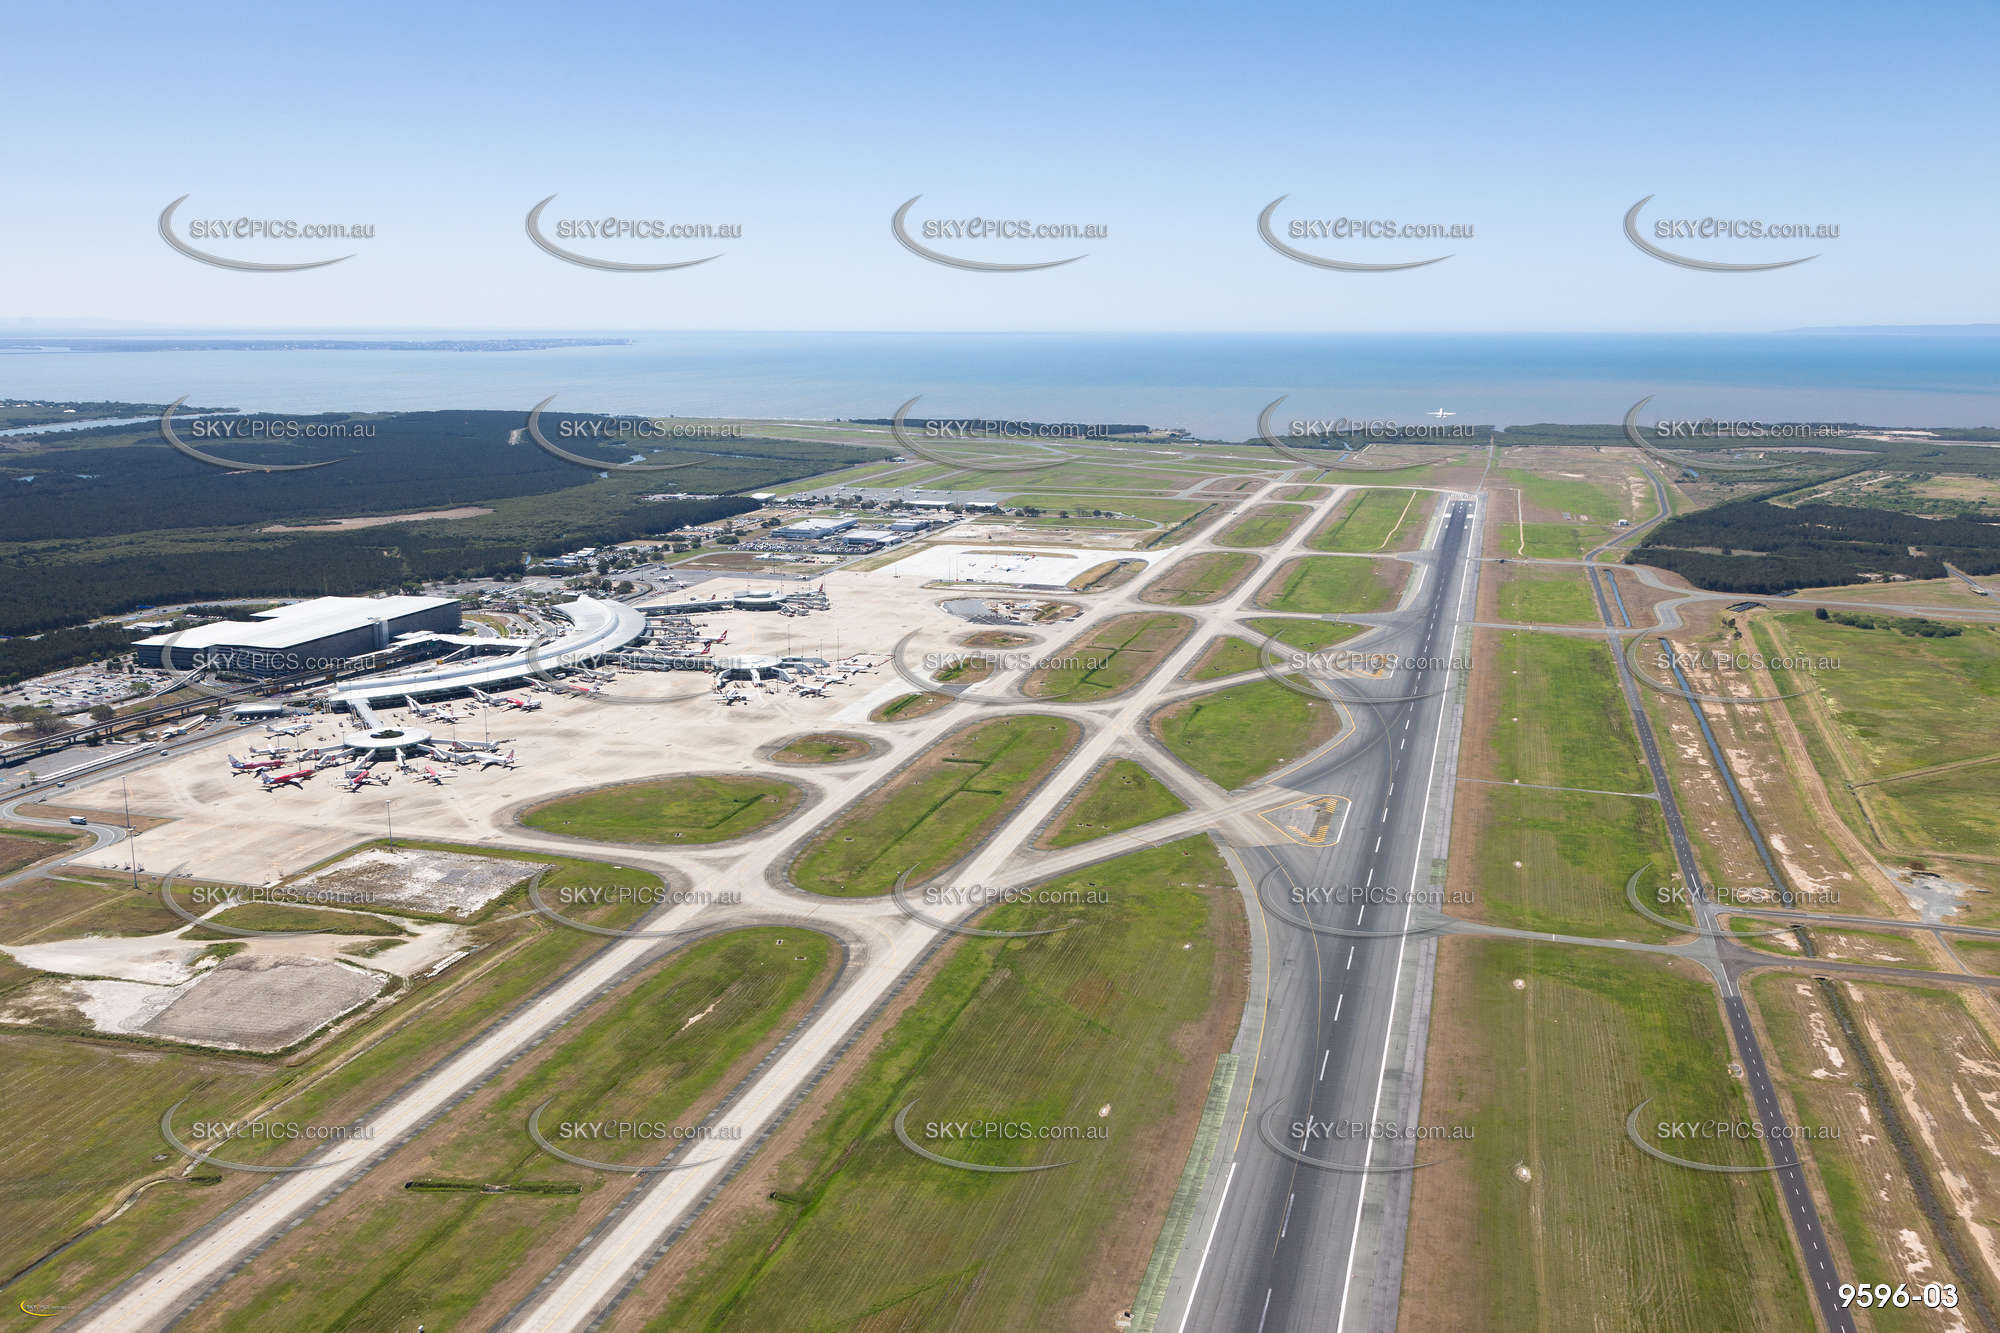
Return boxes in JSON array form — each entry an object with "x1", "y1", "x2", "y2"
[
  {"x1": 772, "y1": 516, "x2": 857, "y2": 540},
  {"x1": 135, "y1": 596, "x2": 462, "y2": 675}
]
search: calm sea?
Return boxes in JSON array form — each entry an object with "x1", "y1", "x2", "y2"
[{"x1": 2, "y1": 331, "x2": 1995, "y2": 439}]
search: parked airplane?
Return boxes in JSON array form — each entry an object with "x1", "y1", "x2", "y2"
[
  {"x1": 228, "y1": 754, "x2": 286, "y2": 773},
  {"x1": 266, "y1": 722, "x2": 309, "y2": 737},
  {"x1": 259, "y1": 767, "x2": 316, "y2": 790},
  {"x1": 403, "y1": 696, "x2": 444, "y2": 719},
  {"x1": 716, "y1": 688, "x2": 750, "y2": 706},
  {"x1": 795, "y1": 681, "x2": 829, "y2": 697},
  {"x1": 248, "y1": 743, "x2": 291, "y2": 758},
  {"x1": 416, "y1": 766, "x2": 448, "y2": 784},
  {"x1": 473, "y1": 749, "x2": 518, "y2": 769},
  {"x1": 471, "y1": 687, "x2": 541, "y2": 711},
  {"x1": 343, "y1": 770, "x2": 391, "y2": 791}
]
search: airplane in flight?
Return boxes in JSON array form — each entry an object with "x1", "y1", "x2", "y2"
[
  {"x1": 259, "y1": 767, "x2": 317, "y2": 790},
  {"x1": 228, "y1": 754, "x2": 287, "y2": 773},
  {"x1": 1428, "y1": 408, "x2": 1456, "y2": 419}
]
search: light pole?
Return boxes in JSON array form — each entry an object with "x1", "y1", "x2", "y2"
[
  {"x1": 385, "y1": 799, "x2": 393, "y2": 845},
  {"x1": 123, "y1": 777, "x2": 137, "y2": 890}
]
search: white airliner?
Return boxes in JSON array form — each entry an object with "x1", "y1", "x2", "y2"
[
  {"x1": 795, "y1": 681, "x2": 829, "y2": 698},
  {"x1": 471, "y1": 687, "x2": 541, "y2": 712},
  {"x1": 473, "y1": 749, "x2": 518, "y2": 769},
  {"x1": 266, "y1": 722, "x2": 309, "y2": 736},
  {"x1": 1427, "y1": 408, "x2": 1455, "y2": 419},
  {"x1": 716, "y1": 688, "x2": 750, "y2": 706}
]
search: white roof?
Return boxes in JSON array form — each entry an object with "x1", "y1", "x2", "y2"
[
  {"x1": 136, "y1": 596, "x2": 456, "y2": 651},
  {"x1": 329, "y1": 597, "x2": 646, "y2": 707}
]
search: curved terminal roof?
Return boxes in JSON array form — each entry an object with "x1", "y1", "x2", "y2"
[{"x1": 329, "y1": 597, "x2": 647, "y2": 709}]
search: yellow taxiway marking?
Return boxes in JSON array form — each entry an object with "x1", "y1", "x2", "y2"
[{"x1": 1256, "y1": 794, "x2": 1350, "y2": 847}]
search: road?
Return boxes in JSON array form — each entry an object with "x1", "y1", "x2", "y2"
[
  {"x1": 1584, "y1": 474, "x2": 1858, "y2": 1333},
  {"x1": 1169, "y1": 498, "x2": 1478, "y2": 1333}
]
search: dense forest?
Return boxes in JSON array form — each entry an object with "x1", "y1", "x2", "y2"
[
  {"x1": 1634, "y1": 497, "x2": 2000, "y2": 592},
  {"x1": 0, "y1": 409, "x2": 873, "y2": 634}
]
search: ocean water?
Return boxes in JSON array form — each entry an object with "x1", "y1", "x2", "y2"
[{"x1": 2, "y1": 331, "x2": 1995, "y2": 440}]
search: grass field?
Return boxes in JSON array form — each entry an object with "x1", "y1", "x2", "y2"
[
  {"x1": 769, "y1": 733, "x2": 872, "y2": 764},
  {"x1": 1003, "y1": 495, "x2": 1207, "y2": 526},
  {"x1": 1274, "y1": 484, "x2": 1330, "y2": 500},
  {"x1": 1489, "y1": 630, "x2": 1651, "y2": 792},
  {"x1": 1465, "y1": 785, "x2": 1680, "y2": 940},
  {"x1": 1731, "y1": 921, "x2": 1931, "y2": 969},
  {"x1": 1152, "y1": 676, "x2": 1336, "y2": 789},
  {"x1": 631, "y1": 838, "x2": 1242, "y2": 1332},
  {"x1": 1138, "y1": 550, "x2": 1258, "y2": 605},
  {"x1": 1761, "y1": 613, "x2": 2000, "y2": 775},
  {"x1": 1757, "y1": 613, "x2": 2000, "y2": 876},
  {"x1": 1494, "y1": 565, "x2": 1599, "y2": 625},
  {"x1": 1515, "y1": 521, "x2": 1596, "y2": 559},
  {"x1": 1951, "y1": 938, "x2": 2000, "y2": 976},
  {"x1": 520, "y1": 775, "x2": 803, "y2": 845},
  {"x1": 0, "y1": 869, "x2": 186, "y2": 948},
  {"x1": 1497, "y1": 466, "x2": 1631, "y2": 522},
  {"x1": 1040, "y1": 759, "x2": 1188, "y2": 848},
  {"x1": 1185, "y1": 635, "x2": 1259, "y2": 681},
  {"x1": 1243, "y1": 616, "x2": 1367, "y2": 653},
  {"x1": 0, "y1": 845, "x2": 665, "y2": 1316},
  {"x1": 177, "y1": 929, "x2": 837, "y2": 1332},
  {"x1": 1214, "y1": 502, "x2": 1309, "y2": 548},
  {"x1": 0, "y1": 825, "x2": 81, "y2": 878},
  {"x1": 1253, "y1": 555, "x2": 1404, "y2": 615},
  {"x1": 1024, "y1": 612, "x2": 1193, "y2": 702},
  {"x1": 869, "y1": 692, "x2": 951, "y2": 723},
  {"x1": 792, "y1": 715, "x2": 1080, "y2": 895},
  {"x1": 1306, "y1": 488, "x2": 1431, "y2": 552},
  {"x1": 184, "y1": 902, "x2": 408, "y2": 939},
  {"x1": 1401, "y1": 938, "x2": 1809, "y2": 1331}
]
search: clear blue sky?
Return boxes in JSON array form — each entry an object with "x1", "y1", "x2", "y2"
[{"x1": 7, "y1": 0, "x2": 1994, "y2": 332}]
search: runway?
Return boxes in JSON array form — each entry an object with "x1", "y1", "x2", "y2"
[{"x1": 1170, "y1": 497, "x2": 1478, "y2": 1333}]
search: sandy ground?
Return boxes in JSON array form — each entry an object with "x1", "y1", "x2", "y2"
[{"x1": 260, "y1": 506, "x2": 492, "y2": 532}]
